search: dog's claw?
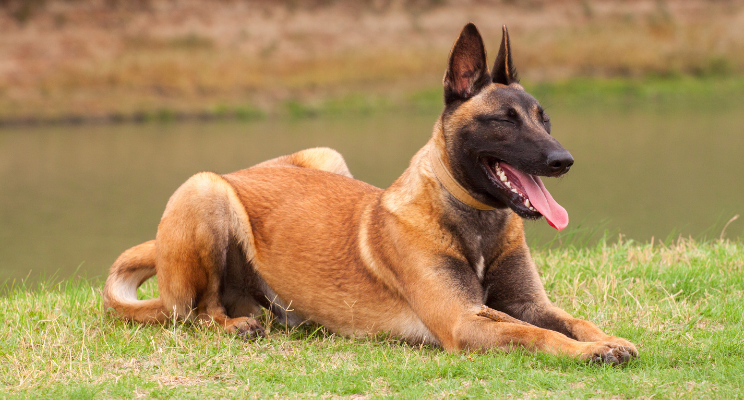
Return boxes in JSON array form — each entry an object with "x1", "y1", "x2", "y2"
[
  {"x1": 604, "y1": 352, "x2": 620, "y2": 365},
  {"x1": 237, "y1": 323, "x2": 266, "y2": 340},
  {"x1": 618, "y1": 347, "x2": 632, "y2": 364},
  {"x1": 586, "y1": 341, "x2": 636, "y2": 366},
  {"x1": 225, "y1": 317, "x2": 266, "y2": 340}
]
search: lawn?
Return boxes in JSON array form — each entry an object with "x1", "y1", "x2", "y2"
[{"x1": 2, "y1": 238, "x2": 743, "y2": 398}]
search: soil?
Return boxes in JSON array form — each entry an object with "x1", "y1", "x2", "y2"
[{"x1": 1, "y1": 0, "x2": 743, "y2": 121}]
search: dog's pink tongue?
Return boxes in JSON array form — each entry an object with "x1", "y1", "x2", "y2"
[{"x1": 500, "y1": 163, "x2": 569, "y2": 231}]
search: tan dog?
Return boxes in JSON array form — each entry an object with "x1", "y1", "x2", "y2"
[{"x1": 104, "y1": 23, "x2": 637, "y2": 364}]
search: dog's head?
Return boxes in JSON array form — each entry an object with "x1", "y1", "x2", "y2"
[{"x1": 440, "y1": 23, "x2": 573, "y2": 230}]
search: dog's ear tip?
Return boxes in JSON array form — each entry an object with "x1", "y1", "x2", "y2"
[
  {"x1": 493, "y1": 23, "x2": 519, "y2": 85},
  {"x1": 460, "y1": 22, "x2": 480, "y2": 37}
]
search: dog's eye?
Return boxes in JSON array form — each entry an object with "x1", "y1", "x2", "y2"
[
  {"x1": 542, "y1": 112, "x2": 552, "y2": 134},
  {"x1": 490, "y1": 117, "x2": 515, "y2": 125},
  {"x1": 478, "y1": 115, "x2": 515, "y2": 125}
]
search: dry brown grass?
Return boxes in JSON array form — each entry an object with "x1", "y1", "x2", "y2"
[{"x1": 1, "y1": 0, "x2": 744, "y2": 120}]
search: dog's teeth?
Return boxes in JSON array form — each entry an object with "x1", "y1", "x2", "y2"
[
  {"x1": 505, "y1": 181, "x2": 511, "y2": 188},
  {"x1": 511, "y1": 188, "x2": 518, "y2": 194},
  {"x1": 530, "y1": 206, "x2": 536, "y2": 211},
  {"x1": 524, "y1": 199, "x2": 531, "y2": 208},
  {"x1": 500, "y1": 174, "x2": 507, "y2": 182}
]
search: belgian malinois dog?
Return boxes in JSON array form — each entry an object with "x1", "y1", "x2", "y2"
[{"x1": 104, "y1": 23, "x2": 637, "y2": 364}]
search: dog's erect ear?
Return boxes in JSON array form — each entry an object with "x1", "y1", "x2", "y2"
[
  {"x1": 492, "y1": 25, "x2": 519, "y2": 85},
  {"x1": 443, "y1": 23, "x2": 490, "y2": 104}
]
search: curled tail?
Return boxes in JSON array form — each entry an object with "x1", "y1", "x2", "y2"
[{"x1": 102, "y1": 240, "x2": 169, "y2": 323}]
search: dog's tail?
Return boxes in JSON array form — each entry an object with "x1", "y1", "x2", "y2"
[{"x1": 102, "y1": 240, "x2": 169, "y2": 323}]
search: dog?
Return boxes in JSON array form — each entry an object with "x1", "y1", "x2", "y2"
[{"x1": 103, "y1": 23, "x2": 637, "y2": 365}]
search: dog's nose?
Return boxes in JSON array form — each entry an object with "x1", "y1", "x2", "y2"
[{"x1": 546, "y1": 150, "x2": 574, "y2": 175}]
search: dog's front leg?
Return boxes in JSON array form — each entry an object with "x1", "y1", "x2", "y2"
[
  {"x1": 450, "y1": 310, "x2": 634, "y2": 364},
  {"x1": 482, "y1": 247, "x2": 638, "y2": 358},
  {"x1": 489, "y1": 302, "x2": 637, "y2": 357},
  {"x1": 404, "y1": 257, "x2": 634, "y2": 364}
]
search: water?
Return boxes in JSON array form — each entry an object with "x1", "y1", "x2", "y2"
[{"x1": 1, "y1": 104, "x2": 743, "y2": 283}]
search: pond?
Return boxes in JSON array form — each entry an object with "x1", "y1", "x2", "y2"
[{"x1": 1, "y1": 102, "x2": 743, "y2": 283}]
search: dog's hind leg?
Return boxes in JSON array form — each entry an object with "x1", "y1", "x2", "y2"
[
  {"x1": 255, "y1": 147, "x2": 353, "y2": 178},
  {"x1": 154, "y1": 172, "x2": 265, "y2": 337}
]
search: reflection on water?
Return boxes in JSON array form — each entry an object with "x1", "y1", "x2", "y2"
[{"x1": 1, "y1": 104, "x2": 743, "y2": 282}]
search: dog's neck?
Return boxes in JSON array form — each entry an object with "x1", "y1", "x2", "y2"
[
  {"x1": 428, "y1": 144, "x2": 494, "y2": 211},
  {"x1": 377, "y1": 119, "x2": 520, "y2": 267},
  {"x1": 378, "y1": 128, "x2": 520, "y2": 277},
  {"x1": 428, "y1": 116, "x2": 496, "y2": 212},
  {"x1": 381, "y1": 118, "x2": 497, "y2": 217}
]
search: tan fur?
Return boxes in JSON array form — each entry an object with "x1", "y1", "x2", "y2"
[
  {"x1": 103, "y1": 27, "x2": 637, "y2": 364},
  {"x1": 103, "y1": 140, "x2": 635, "y2": 357}
]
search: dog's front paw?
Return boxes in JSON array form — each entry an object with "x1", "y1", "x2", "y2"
[
  {"x1": 603, "y1": 336, "x2": 638, "y2": 358},
  {"x1": 580, "y1": 340, "x2": 636, "y2": 366}
]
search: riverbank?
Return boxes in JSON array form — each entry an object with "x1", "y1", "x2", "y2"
[
  {"x1": 2, "y1": 74, "x2": 744, "y2": 126},
  {"x1": 2, "y1": 0, "x2": 744, "y2": 123},
  {"x1": 2, "y1": 239, "x2": 742, "y2": 398}
]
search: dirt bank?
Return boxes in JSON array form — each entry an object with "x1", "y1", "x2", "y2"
[{"x1": 1, "y1": 0, "x2": 743, "y2": 121}]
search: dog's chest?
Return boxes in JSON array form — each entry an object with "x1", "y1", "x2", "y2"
[
  {"x1": 466, "y1": 235, "x2": 491, "y2": 282},
  {"x1": 473, "y1": 241, "x2": 487, "y2": 280},
  {"x1": 444, "y1": 209, "x2": 511, "y2": 281}
]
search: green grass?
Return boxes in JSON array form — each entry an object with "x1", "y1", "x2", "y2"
[
  {"x1": 2, "y1": 238, "x2": 743, "y2": 398},
  {"x1": 266, "y1": 75, "x2": 744, "y2": 120}
]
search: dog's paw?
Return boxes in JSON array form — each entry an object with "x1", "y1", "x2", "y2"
[
  {"x1": 226, "y1": 317, "x2": 266, "y2": 339},
  {"x1": 581, "y1": 340, "x2": 636, "y2": 366},
  {"x1": 603, "y1": 336, "x2": 638, "y2": 358}
]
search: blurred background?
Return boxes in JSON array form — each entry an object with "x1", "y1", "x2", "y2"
[{"x1": 1, "y1": 0, "x2": 743, "y2": 283}]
